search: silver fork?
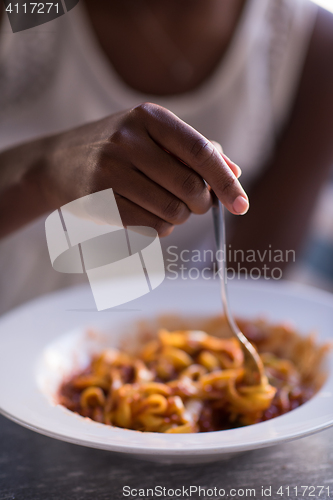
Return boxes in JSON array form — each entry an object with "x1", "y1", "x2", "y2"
[{"x1": 212, "y1": 197, "x2": 267, "y2": 386}]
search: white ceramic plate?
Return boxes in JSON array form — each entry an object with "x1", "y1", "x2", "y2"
[{"x1": 0, "y1": 278, "x2": 333, "y2": 464}]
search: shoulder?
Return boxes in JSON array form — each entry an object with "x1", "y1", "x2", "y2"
[
  {"x1": 313, "y1": 5, "x2": 333, "y2": 43},
  {"x1": 289, "y1": 5, "x2": 333, "y2": 130},
  {"x1": 306, "y1": 6, "x2": 333, "y2": 84}
]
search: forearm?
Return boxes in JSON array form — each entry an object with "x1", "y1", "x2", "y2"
[
  {"x1": 0, "y1": 137, "x2": 54, "y2": 239},
  {"x1": 0, "y1": 117, "x2": 116, "y2": 239}
]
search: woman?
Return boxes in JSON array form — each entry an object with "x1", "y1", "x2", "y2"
[{"x1": 0, "y1": 0, "x2": 333, "y2": 313}]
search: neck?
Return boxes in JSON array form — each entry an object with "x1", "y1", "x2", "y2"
[{"x1": 84, "y1": 0, "x2": 246, "y2": 96}]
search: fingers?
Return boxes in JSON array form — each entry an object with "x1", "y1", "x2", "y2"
[
  {"x1": 129, "y1": 133, "x2": 213, "y2": 215},
  {"x1": 113, "y1": 167, "x2": 191, "y2": 226},
  {"x1": 114, "y1": 195, "x2": 174, "y2": 237},
  {"x1": 95, "y1": 148, "x2": 191, "y2": 227},
  {"x1": 136, "y1": 103, "x2": 249, "y2": 215}
]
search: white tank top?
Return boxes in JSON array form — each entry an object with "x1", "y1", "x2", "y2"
[{"x1": 0, "y1": 0, "x2": 318, "y2": 313}]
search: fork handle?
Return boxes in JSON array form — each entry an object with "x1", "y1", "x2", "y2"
[
  {"x1": 212, "y1": 195, "x2": 266, "y2": 384},
  {"x1": 212, "y1": 196, "x2": 241, "y2": 335}
]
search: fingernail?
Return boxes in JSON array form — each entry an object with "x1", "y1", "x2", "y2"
[{"x1": 233, "y1": 195, "x2": 249, "y2": 215}]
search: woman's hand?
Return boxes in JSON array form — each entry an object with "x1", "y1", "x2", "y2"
[
  {"x1": 44, "y1": 103, "x2": 248, "y2": 236},
  {"x1": 0, "y1": 103, "x2": 248, "y2": 239}
]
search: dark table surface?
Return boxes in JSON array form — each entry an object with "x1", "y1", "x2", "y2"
[{"x1": 0, "y1": 414, "x2": 332, "y2": 500}]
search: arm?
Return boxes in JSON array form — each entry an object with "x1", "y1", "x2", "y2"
[
  {"x1": 0, "y1": 104, "x2": 246, "y2": 239},
  {"x1": 230, "y1": 6, "x2": 333, "y2": 274}
]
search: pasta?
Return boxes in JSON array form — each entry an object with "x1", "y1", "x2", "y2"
[{"x1": 58, "y1": 316, "x2": 330, "y2": 433}]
